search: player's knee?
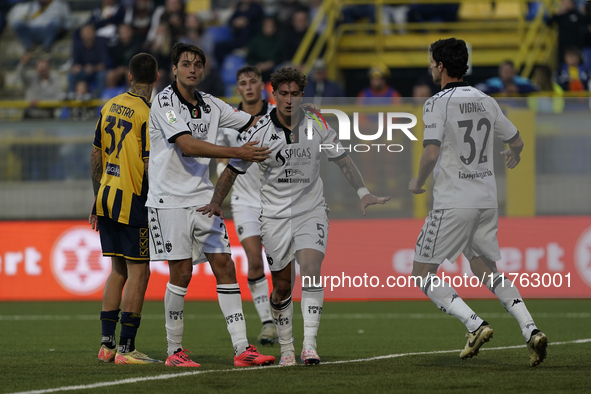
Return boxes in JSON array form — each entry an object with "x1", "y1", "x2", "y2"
[
  {"x1": 211, "y1": 255, "x2": 237, "y2": 283},
  {"x1": 247, "y1": 257, "x2": 264, "y2": 277}
]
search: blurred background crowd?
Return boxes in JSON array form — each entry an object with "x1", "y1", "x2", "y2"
[{"x1": 0, "y1": 0, "x2": 590, "y2": 119}]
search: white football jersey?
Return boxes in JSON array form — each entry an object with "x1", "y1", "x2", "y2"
[
  {"x1": 147, "y1": 82, "x2": 253, "y2": 208},
  {"x1": 217, "y1": 101, "x2": 275, "y2": 208},
  {"x1": 229, "y1": 108, "x2": 345, "y2": 219},
  {"x1": 423, "y1": 82, "x2": 519, "y2": 209}
]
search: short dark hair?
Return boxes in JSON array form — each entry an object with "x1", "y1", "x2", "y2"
[
  {"x1": 129, "y1": 53, "x2": 158, "y2": 84},
  {"x1": 171, "y1": 42, "x2": 206, "y2": 68},
  {"x1": 429, "y1": 38, "x2": 469, "y2": 79},
  {"x1": 270, "y1": 67, "x2": 307, "y2": 92},
  {"x1": 236, "y1": 65, "x2": 262, "y2": 81}
]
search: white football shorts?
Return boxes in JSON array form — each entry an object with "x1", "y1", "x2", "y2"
[
  {"x1": 414, "y1": 208, "x2": 501, "y2": 265},
  {"x1": 231, "y1": 204, "x2": 261, "y2": 242},
  {"x1": 148, "y1": 206, "x2": 231, "y2": 264},
  {"x1": 261, "y1": 204, "x2": 329, "y2": 272}
]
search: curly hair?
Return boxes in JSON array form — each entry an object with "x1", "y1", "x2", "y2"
[
  {"x1": 270, "y1": 67, "x2": 307, "y2": 92},
  {"x1": 429, "y1": 38, "x2": 469, "y2": 79}
]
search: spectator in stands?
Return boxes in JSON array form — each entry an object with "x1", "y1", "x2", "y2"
[
  {"x1": 342, "y1": 4, "x2": 375, "y2": 24},
  {"x1": 214, "y1": 0, "x2": 264, "y2": 66},
  {"x1": 275, "y1": 0, "x2": 309, "y2": 32},
  {"x1": 557, "y1": 46, "x2": 589, "y2": 91},
  {"x1": 149, "y1": 22, "x2": 172, "y2": 91},
  {"x1": 7, "y1": 0, "x2": 71, "y2": 55},
  {"x1": 124, "y1": 0, "x2": 153, "y2": 43},
  {"x1": 527, "y1": 64, "x2": 564, "y2": 114},
  {"x1": 107, "y1": 24, "x2": 141, "y2": 88},
  {"x1": 357, "y1": 63, "x2": 401, "y2": 101},
  {"x1": 86, "y1": 0, "x2": 126, "y2": 46},
  {"x1": 179, "y1": 14, "x2": 215, "y2": 66},
  {"x1": 0, "y1": 0, "x2": 12, "y2": 38},
  {"x1": 547, "y1": 0, "x2": 587, "y2": 63},
  {"x1": 146, "y1": 0, "x2": 185, "y2": 47},
  {"x1": 476, "y1": 60, "x2": 538, "y2": 95},
  {"x1": 303, "y1": 59, "x2": 343, "y2": 103},
  {"x1": 17, "y1": 52, "x2": 64, "y2": 119},
  {"x1": 68, "y1": 24, "x2": 108, "y2": 97},
  {"x1": 407, "y1": 3, "x2": 459, "y2": 23},
  {"x1": 68, "y1": 80, "x2": 95, "y2": 120},
  {"x1": 198, "y1": 60, "x2": 225, "y2": 97},
  {"x1": 412, "y1": 77, "x2": 434, "y2": 106},
  {"x1": 282, "y1": 10, "x2": 317, "y2": 64},
  {"x1": 246, "y1": 17, "x2": 283, "y2": 82}
]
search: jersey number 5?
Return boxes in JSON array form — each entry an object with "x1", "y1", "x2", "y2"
[
  {"x1": 457, "y1": 118, "x2": 491, "y2": 165},
  {"x1": 104, "y1": 115, "x2": 133, "y2": 159}
]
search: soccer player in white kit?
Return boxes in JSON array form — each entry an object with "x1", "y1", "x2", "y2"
[
  {"x1": 216, "y1": 66, "x2": 278, "y2": 346},
  {"x1": 147, "y1": 43, "x2": 275, "y2": 367},
  {"x1": 200, "y1": 67, "x2": 390, "y2": 366},
  {"x1": 409, "y1": 38, "x2": 547, "y2": 367}
]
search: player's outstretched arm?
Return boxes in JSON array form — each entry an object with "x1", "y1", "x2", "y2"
[
  {"x1": 197, "y1": 167, "x2": 239, "y2": 219},
  {"x1": 500, "y1": 135, "x2": 524, "y2": 169},
  {"x1": 409, "y1": 144, "x2": 439, "y2": 194},
  {"x1": 175, "y1": 134, "x2": 271, "y2": 162},
  {"x1": 333, "y1": 155, "x2": 390, "y2": 215},
  {"x1": 89, "y1": 147, "x2": 102, "y2": 231}
]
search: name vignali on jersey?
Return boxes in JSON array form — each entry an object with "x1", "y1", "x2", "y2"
[
  {"x1": 93, "y1": 92, "x2": 151, "y2": 226},
  {"x1": 147, "y1": 82, "x2": 253, "y2": 209},
  {"x1": 422, "y1": 83, "x2": 519, "y2": 209},
  {"x1": 217, "y1": 101, "x2": 275, "y2": 208},
  {"x1": 229, "y1": 108, "x2": 345, "y2": 219}
]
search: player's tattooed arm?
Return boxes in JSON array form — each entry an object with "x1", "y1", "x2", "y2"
[
  {"x1": 334, "y1": 155, "x2": 390, "y2": 215},
  {"x1": 90, "y1": 147, "x2": 102, "y2": 196},
  {"x1": 197, "y1": 167, "x2": 239, "y2": 219},
  {"x1": 143, "y1": 158, "x2": 149, "y2": 183},
  {"x1": 334, "y1": 155, "x2": 365, "y2": 190}
]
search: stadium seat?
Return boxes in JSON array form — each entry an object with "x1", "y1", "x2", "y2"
[
  {"x1": 221, "y1": 53, "x2": 246, "y2": 97},
  {"x1": 459, "y1": 1, "x2": 493, "y2": 20},
  {"x1": 583, "y1": 48, "x2": 591, "y2": 70},
  {"x1": 186, "y1": 0, "x2": 211, "y2": 15},
  {"x1": 207, "y1": 25, "x2": 233, "y2": 45},
  {"x1": 493, "y1": 2, "x2": 524, "y2": 20}
]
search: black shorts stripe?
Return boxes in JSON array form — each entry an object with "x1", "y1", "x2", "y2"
[
  {"x1": 431, "y1": 209, "x2": 444, "y2": 258},
  {"x1": 111, "y1": 188, "x2": 123, "y2": 222}
]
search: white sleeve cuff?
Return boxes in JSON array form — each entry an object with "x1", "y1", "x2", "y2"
[{"x1": 356, "y1": 187, "x2": 370, "y2": 199}]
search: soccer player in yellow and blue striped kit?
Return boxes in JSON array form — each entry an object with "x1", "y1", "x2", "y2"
[{"x1": 90, "y1": 52, "x2": 161, "y2": 364}]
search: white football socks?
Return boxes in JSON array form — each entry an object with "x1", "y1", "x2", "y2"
[
  {"x1": 217, "y1": 284, "x2": 249, "y2": 356},
  {"x1": 301, "y1": 286, "x2": 324, "y2": 349},
  {"x1": 247, "y1": 275, "x2": 273, "y2": 325},
  {"x1": 270, "y1": 295, "x2": 295, "y2": 354},
  {"x1": 164, "y1": 282, "x2": 187, "y2": 356},
  {"x1": 421, "y1": 273, "x2": 483, "y2": 332},
  {"x1": 486, "y1": 272, "x2": 536, "y2": 340}
]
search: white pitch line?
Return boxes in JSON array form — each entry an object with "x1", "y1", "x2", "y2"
[
  {"x1": 1, "y1": 312, "x2": 590, "y2": 321},
  {"x1": 7, "y1": 338, "x2": 591, "y2": 394}
]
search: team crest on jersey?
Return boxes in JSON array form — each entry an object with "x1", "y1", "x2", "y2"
[
  {"x1": 166, "y1": 110, "x2": 178, "y2": 124},
  {"x1": 165, "y1": 241, "x2": 173, "y2": 253},
  {"x1": 304, "y1": 127, "x2": 313, "y2": 139},
  {"x1": 202, "y1": 103, "x2": 211, "y2": 114}
]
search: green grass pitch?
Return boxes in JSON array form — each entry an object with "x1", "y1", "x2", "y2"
[{"x1": 1, "y1": 299, "x2": 590, "y2": 393}]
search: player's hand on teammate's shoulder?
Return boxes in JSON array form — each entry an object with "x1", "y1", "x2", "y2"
[
  {"x1": 408, "y1": 177, "x2": 426, "y2": 195},
  {"x1": 500, "y1": 149, "x2": 520, "y2": 169},
  {"x1": 360, "y1": 194, "x2": 391, "y2": 216},
  {"x1": 197, "y1": 203, "x2": 224, "y2": 219},
  {"x1": 237, "y1": 141, "x2": 271, "y2": 162}
]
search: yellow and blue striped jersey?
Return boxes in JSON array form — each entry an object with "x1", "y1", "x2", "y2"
[{"x1": 93, "y1": 92, "x2": 150, "y2": 226}]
